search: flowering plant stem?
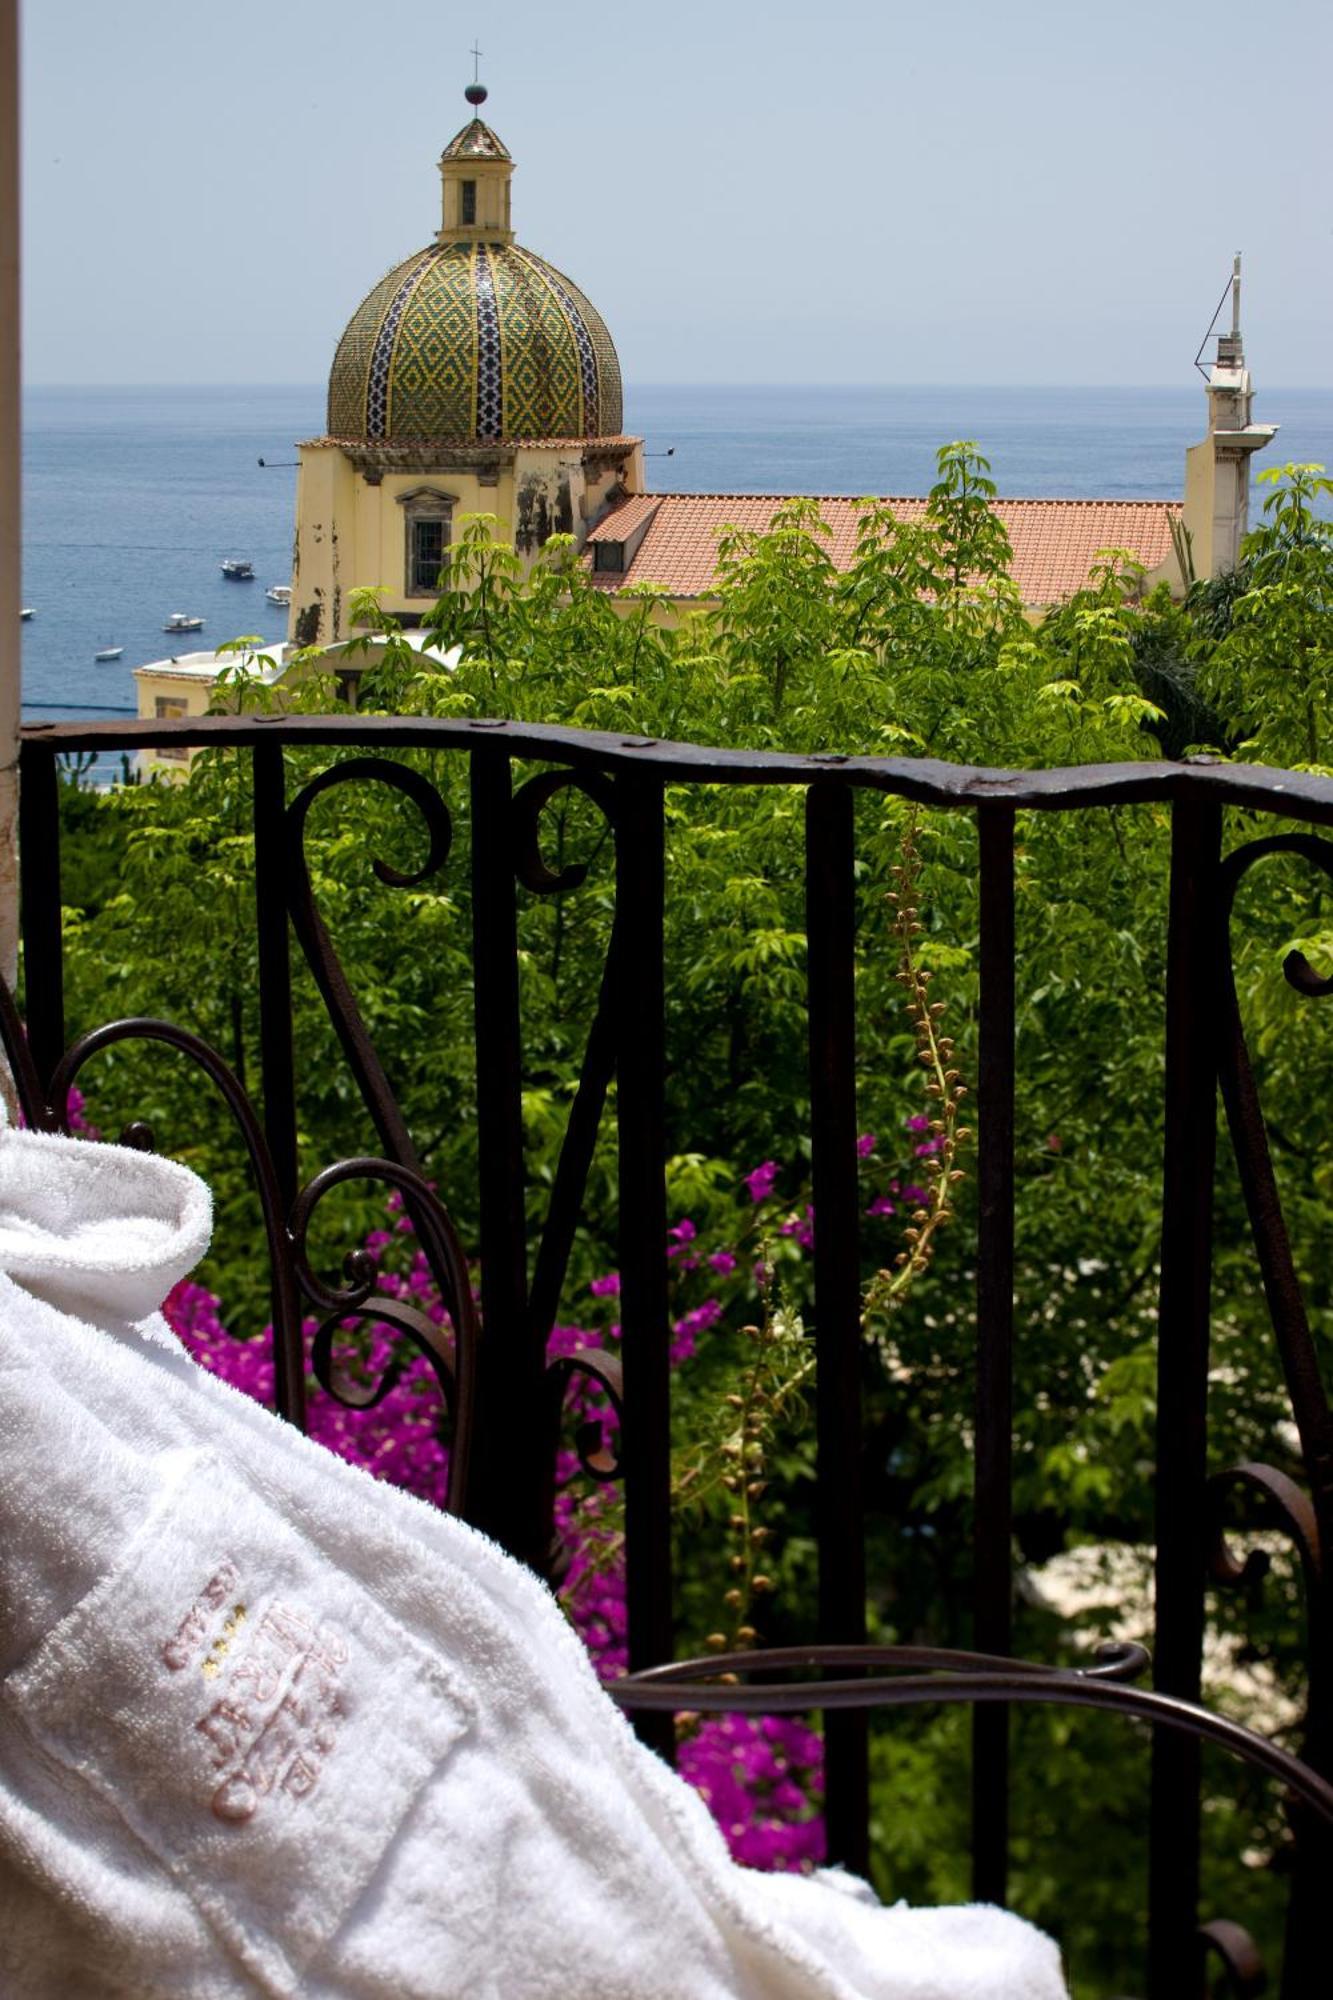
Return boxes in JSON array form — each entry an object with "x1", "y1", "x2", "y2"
[{"x1": 864, "y1": 808, "x2": 971, "y2": 1325}]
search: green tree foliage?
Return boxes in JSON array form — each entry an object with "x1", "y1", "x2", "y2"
[
  {"x1": 42, "y1": 449, "x2": 1333, "y2": 1993},
  {"x1": 1200, "y1": 464, "x2": 1333, "y2": 767}
]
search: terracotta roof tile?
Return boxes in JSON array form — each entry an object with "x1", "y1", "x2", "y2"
[
  {"x1": 441, "y1": 118, "x2": 512, "y2": 161},
  {"x1": 586, "y1": 493, "x2": 662, "y2": 540},
  {"x1": 582, "y1": 493, "x2": 1182, "y2": 607}
]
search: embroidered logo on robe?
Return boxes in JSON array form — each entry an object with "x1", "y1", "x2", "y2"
[{"x1": 163, "y1": 1570, "x2": 350, "y2": 1825}]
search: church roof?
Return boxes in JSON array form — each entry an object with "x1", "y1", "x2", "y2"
[
  {"x1": 583, "y1": 493, "x2": 1182, "y2": 607},
  {"x1": 441, "y1": 117, "x2": 511, "y2": 161},
  {"x1": 327, "y1": 239, "x2": 623, "y2": 444}
]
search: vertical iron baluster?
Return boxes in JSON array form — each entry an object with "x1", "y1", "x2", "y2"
[
  {"x1": 252, "y1": 742, "x2": 306, "y2": 1430},
  {"x1": 253, "y1": 743, "x2": 298, "y2": 1213},
  {"x1": 973, "y1": 802, "x2": 1016, "y2": 1906},
  {"x1": 1149, "y1": 797, "x2": 1222, "y2": 1997},
  {"x1": 806, "y1": 780, "x2": 868, "y2": 1872},
  {"x1": 615, "y1": 772, "x2": 674, "y2": 1758},
  {"x1": 17, "y1": 740, "x2": 64, "y2": 1106},
  {"x1": 468, "y1": 749, "x2": 540, "y2": 1564}
]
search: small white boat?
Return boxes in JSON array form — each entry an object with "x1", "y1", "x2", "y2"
[
  {"x1": 221, "y1": 559, "x2": 255, "y2": 580},
  {"x1": 164, "y1": 613, "x2": 205, "y2": 634},
  {"x1": 265, "y1": 584, "x2": 292, "y2": 606},
  {"x1": 19, "y1": 608, "x2": 33, "y2": 621},
  {"x1": 94, "y1": 643, "x2": 124, "y2": 662}
]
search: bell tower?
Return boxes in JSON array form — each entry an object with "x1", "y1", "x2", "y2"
[{"x1": 1181, "y1": 257, "x2": 1279, "y2": 578}]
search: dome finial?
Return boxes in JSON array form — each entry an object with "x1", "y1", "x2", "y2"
[{"x1": 465, "y1": 41, "x2": 487, "y2": 106}]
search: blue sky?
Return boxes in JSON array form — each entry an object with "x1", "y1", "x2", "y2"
[{"x1": 20, "y1": 0, "x2": 1332, "y2": 386}]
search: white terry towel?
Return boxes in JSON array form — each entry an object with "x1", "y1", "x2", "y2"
[{"x1": 0, "y1": 1121, "x2": 1069, "y2": 2000}]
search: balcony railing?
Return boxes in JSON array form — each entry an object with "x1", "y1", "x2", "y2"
[{"x1": 8, "y1": 712, "x2": 1333, "y2": 1999}]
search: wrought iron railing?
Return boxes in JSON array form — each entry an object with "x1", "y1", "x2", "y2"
[{"x1": 9, "y1": 713, "x2": 1333, "y2": 1999}]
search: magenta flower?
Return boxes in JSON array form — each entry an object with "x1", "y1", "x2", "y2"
[
  {"x1": 779, "y1": 1206, "x2": 814, "y2": 1251},
  {"x1": 745, "y1": 1160, "x2": 780, "y2": 1202},
  {"x1": 671, "y1": 1298, "x2": 723, "y2": 1365},
  {"x1": 677, "y1": 1713, "x2": 825, "y2": 1871},
  {"x1": 65, "y1": 1086, "x2": 97, "y2": 1137},
  {"x1": 668, "y1": 1219, "x2": 698, "y2": 1263},
  {"x1": 866, "y1": 1195, "x2": 896, "y2": 1218},
  {"x1": 856, "y1": 1132, "x2": 877, "y2": 1158},
  {"x1": 589, "y1": 1272, "x2": 621, "y2": 1297},
  {"x1": 708, "y1": 1249, "x2": 738, "y2": 1275},
  {"x1": 906, "y1": 1114, "x2": 931, "y2": 1132}
]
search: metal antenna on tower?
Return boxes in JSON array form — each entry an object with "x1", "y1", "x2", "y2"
[{"x1": 1194, "y1": 253, "x2": 1244, "y2": 380}]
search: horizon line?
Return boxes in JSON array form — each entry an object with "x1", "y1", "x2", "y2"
[{"x1": 18, "y1": 379, "x2": 1331, "y2": 396}]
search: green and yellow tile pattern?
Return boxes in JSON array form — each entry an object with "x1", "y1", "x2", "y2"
[{"x1": 326, "y1": 241, "x2": 623, "y2": 444}]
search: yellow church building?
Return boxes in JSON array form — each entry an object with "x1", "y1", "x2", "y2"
[{"x1": 289, "y1": 81, "x2": 645, "y2": 648}]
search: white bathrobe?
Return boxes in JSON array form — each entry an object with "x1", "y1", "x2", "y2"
[{"x1": 0, "y1": 1122, "x2": 1068, "y2": 1999}]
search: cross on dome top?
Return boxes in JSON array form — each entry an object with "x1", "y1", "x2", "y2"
[{"x1": 465, "y1": 42, "x2": 487, "y2": 105}]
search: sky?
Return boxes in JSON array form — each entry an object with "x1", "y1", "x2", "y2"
[{"x1": 19, "y1": 0, "x2": 1333, "y2": 388}]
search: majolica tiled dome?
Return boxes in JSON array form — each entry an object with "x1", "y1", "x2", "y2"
[{"x1": 327, "y1": 113, "x2": 623, "y2": 447}]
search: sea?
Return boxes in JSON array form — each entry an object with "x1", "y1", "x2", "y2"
[{"x1": 20, "y1": 382, "x2": 1333, "y2": 724}]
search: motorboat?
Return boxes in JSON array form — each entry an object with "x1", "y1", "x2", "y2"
[
  {"x1": 164, "y1": 613, "x2": 205, "y2": 634},
  {"x1": 220, "y1": 559, "x2": 255, "y2": 580},
  {"x1": 19, "y1": 608, "x2": 33, "y2": 620},
  {"x1": 265, "y1": 584, "x2": 292, "y2": 606},
  {"x1": 94, "y1": 644, "x2": 124, "y2": 662}
]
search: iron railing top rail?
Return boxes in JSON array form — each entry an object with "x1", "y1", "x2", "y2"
[{"x1": 21, "y1": 712, "x2": 1333, "y2": 824}]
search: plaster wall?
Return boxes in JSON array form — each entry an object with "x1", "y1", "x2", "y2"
[
  {"x1": 290, "y1": 445, "x2": 358, "y2": 644},
  {"x1": 293, "y1": 442, "x2": 642, "y2": 633},
  {"x1": 374, "y1": 468, "x2": 516, "y2": 606},
  {"x1": 133, "y1": 668, "x2": 232, "y2": 779},
  {"x1": 1182, "y1": 428, "x2": 1258, "y2": 583},
  {"x1": 1182, "y1": 437, "x2": 1218, "y2": 583}
]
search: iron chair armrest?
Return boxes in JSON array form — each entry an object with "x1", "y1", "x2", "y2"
[{"x1": 610, "y1": 1640, "x2": 1333, "y2": 1830}]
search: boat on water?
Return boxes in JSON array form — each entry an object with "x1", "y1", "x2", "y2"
[
  {"x1": 265, "y1": 584, "x2": 292, "y2": 606},
  {"x1": 163, "y1": 613, "x2": 205, "y2": 634},
  {"x1": 220, "y1": 559, "x2": 255, "y2": 580},
  {"x1": 94, "y1": 644, "x2": 124, "y2": 662},
  {"x1": 19, "y1": 608, "x2": 33, "y2": 620}
]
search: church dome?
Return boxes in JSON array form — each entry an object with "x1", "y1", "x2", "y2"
[
  {"x1": 327, "y1": 241, "x2": 623, "y2": 444},
  {"x1": 326, "y1": 95, "x2": 623, "y2": 446}
]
